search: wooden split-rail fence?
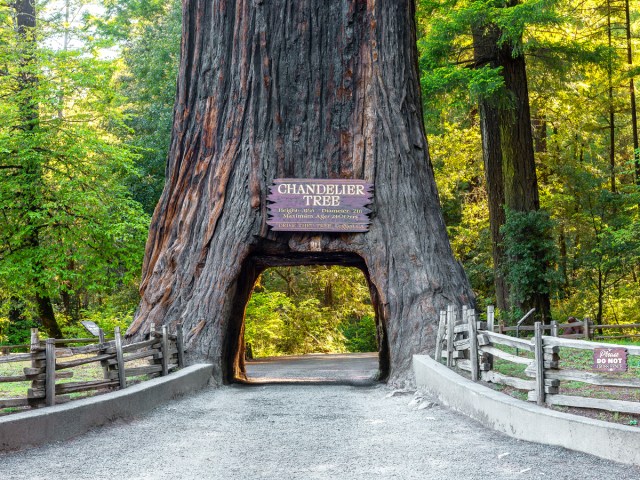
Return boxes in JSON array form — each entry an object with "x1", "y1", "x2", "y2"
[
  {"x1": 496, "y1": 315, "x2": 640, "y2": 341},
  {"x1": 0, "y1": 324, "x2": 185, "y2": 410},
  {"x1": 435, "y1": 306, "x2": 640, "y2": 415}
]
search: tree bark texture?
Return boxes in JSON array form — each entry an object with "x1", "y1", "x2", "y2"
[
  {"x1": 472, "y1": 20, "x2": 550, "y2": 322},
  {"x1": 127, "y1": 0, "x2": 473, "y2": 385},
  {"x1": 497, "y1": 44, "x2": 540, "y2": 213}
]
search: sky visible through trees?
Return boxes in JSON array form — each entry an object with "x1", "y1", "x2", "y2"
[{"x1": 0, "y1": 0, "x2": 639, "y2": 352}]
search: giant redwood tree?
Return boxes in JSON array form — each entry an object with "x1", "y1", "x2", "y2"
[
  {"x1": 126, "y1": 0, "x2": 473, "y2": 385},
  {"x1": 472, "y1": 12, "x2": 551, "y2": 323}
]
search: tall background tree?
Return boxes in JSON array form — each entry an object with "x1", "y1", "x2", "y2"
[
  {"x1": 417, "y1": 0, "x2": 640, "y2": 325},
  {"x1": 0, "y1": 0, "x2": 149, "y2": 341},
  {"x1": 419, "y1": 0, "x2": 558, "y2": 322}
]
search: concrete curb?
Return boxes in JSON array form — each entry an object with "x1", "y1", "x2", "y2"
[
  {"x1": 413, "y1": 355, "x2": 640, "y2": 466},
  {"x1": 0, "y1": 363, "x2": 213, "y2": 451}
]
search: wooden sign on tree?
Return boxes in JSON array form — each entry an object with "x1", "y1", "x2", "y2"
[
  {"x1": 126, "y1": 0, "x2": 473, "y2": 385},
  {"x1": 267, "y1": 179, "x2": 373, "y2": 232}
]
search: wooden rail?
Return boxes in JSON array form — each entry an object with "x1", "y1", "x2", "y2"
[
  {"x1": 436, "y1": 305, "x2": 640, "y2": 416},
  {"x1": 496, "y1": 320, "x2": 640, "y2": 341},
  {"x1": 0, "y1": 324, "x2": 186, "y2": 410}
]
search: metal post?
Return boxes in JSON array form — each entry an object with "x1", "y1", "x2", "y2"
[
  {"x1": 515, "y1": 308, "x2": 536, "y2": 357},
  {"x1": 487, "y1": 305, "x2": 495, "y2": 332}
]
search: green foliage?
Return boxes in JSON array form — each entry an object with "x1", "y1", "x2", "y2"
[
  {"x1": 340, "y1": 315, "x2": 378, "y2": 353},
  {"x1": 429, "y1": 120, "x2": 495, "y2": 304},
  {"x1": 417, "y1": 0, "x2": 563, "y2": 118},
  {"x1": 500, "y1": 208, "x2": 560, "y2": 310},
  {"x1": 418, "y1": 0, "x2": 640, "y2": 324},
  {"x1": 0, "y1": 0, "x2": 149, "y2": 341},
  {"x1": 116, "y1": 0, "x2": 182, "y2": 213},
  {"x1": 0, "y1": 315, "x2": 39, "y2": 346},
  {"x1": 244, "y1": 291, "x2": 293, "y2": 357},
  {"x1": 59, "y1": 301, "x2": 134, "y2": 339},
  {"x1": 244, "y1": 267, "x2": 377, "y2": 357}
]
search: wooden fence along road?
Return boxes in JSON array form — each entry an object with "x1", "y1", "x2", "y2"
[
  {"x1": 436, "y1": 306, "x2": 640, "y2": 416},
  {"x1": 0, "y1": 324, "x2": 185, "y2": 410},
  {"x1": 496, "y1": 314, "x2": 640, "y2": 341}
]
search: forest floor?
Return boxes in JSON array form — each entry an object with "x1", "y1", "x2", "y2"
[{"x1": 1, "y1": 354, "x2": 638, "y2": 479}]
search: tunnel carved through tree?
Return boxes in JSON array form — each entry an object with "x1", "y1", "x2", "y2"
[{"x1": 125, "y1": 0, "x2": 473, "y2": 385}]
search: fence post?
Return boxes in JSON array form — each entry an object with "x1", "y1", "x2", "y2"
[
  {"x1": 28, "y1": 328, "x2": 43, "y2": 408},
  {"x1": 161, "y1": 325, "x2": 169, "y2": 376},
  {"x1": 461, "y1": 305, "x2": 468, "y2": 362},
  {"x1": 468, "y1": 309, "x2": 479, "y2": 381},
  {"x1": 435, "y1": 310, "x2": 446, "y2": 362},
  {"x1": 45, "y1": 338, "x2": 56, "y2": 407},
  {"x1": 583, "y1": 317, "x2": 591, "y2": 340},
  {"x1": 534, "y1": 321, "x2": 545, "y2": 406},
  {"x1": 176, "y1": 323, "x2": 185, "y2": 368},
  {"x1": 97, "y1": 328, "x2": 110, "y2": 380},
  {"x1": 446, "y1": 305, "x2": 455, "y2": 367},
  {"x1": 30, "y1": 328, "x2": 39, "y2": 352},
  {"x1": 114, "y1": 327, "x2": 126, "y2": 389},
  {"x1": 550, "y1": 320, "x2": 558, "y2": 337},
  {"x1": 487, "y1": 305, "x2": 495, "y2": 332}
]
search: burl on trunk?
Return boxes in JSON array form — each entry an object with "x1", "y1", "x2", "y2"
[{"x1": 127, "y1": 0, "x2": 473, "y2": 385}]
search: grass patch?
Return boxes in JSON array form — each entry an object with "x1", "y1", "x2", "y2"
[{"x1": 480, "y1": 340, "x2": 640, "y2": 426}]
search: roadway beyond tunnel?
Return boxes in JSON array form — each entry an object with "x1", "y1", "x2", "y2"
[
  {"x1": 243, "y1": 352, "x2": 380, "y2": 385},
  {"x1": 1, "y1": 354, "x2": 638, "y2": 479}
]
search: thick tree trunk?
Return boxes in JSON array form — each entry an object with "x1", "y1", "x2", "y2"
[
  {"x1": 478, "y1": 100, "x2": 509, "y2": 311},
  {"x1": 497, "y1": 31, "x2": 552, "y2": 323},
  {"x1": 498, "y1": 44, "x2": 540, "y2": 213},
  {"x1": 472, "y1": 25, "x2": 508, "y2": 311},
  {"x1": 127, "y1": 0, "x2": 473, "y2": 385},
  {"x1": 472, "y1": 17, "x2": 551, "y2": 322}
]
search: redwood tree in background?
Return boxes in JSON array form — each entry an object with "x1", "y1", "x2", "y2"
[
  {"x1": 472, "y1": 16, "x2": 551, "y2": 323},
  {"x1": 127, "y1": 0, "x2": 473, "y2": 385}
]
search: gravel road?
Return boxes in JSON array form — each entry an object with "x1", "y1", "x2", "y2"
[{"x1": 1, "y1": 354, "x2": 638, "y2": 479}]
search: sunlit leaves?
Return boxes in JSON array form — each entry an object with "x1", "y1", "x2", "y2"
[
  {"x1": 244, "y1": 267, "x2": 376, "y2": 357},
  {"x1": 0, "y1": 0, "x2": 149, "y2": 326}
]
